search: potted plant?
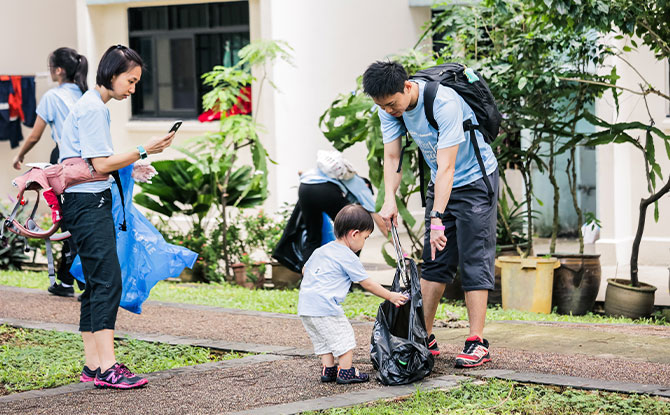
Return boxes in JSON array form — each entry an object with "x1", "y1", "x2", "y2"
[
  {"x1": 540, "y1": 56, "x2": 613, "y2": 315},
  {"x1": 227, "y1": 209, "x2": 286, "y2": 289},
  {"x1": 181, "y1": 40, "x2": 293, "y2": 281},
  {"x1": 135, "y1": 158, "x2": 264, "y2": 283},
  {"x1": 135, "y1": 41, "x2": 292, "y2": 283},
  {"x1": 531, "y1": 0, "x2": 670, "y2": 318},
  {"x1": 427, "y1": 1, "x2": 569, "y2": 312}
]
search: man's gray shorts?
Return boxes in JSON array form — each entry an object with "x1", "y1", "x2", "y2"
[{"x1": 421, "y1": 169, "x2": 498, "y2": 291}]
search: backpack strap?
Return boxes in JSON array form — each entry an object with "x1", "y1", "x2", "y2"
[
  {"x1": 395, "y1": 120, "x2": 427, "y2": 208},
  {"x1": 463, "y1": 119, "x2": 494, "y2": 198},
  {"x1": 110, "y1": 170, "x2": 127, "y2": 231},
  {"x1": 423, "y1": 81, "x2": 494, "y2": 200},
  {"x1": 423, "y1": 81, "x2": 440, "y2": 132}
]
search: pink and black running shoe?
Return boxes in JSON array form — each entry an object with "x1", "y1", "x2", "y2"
[
  {"x1": 94, "y1": 363, "x2": 148, "y2": 389},
  {"x1": 79, "y1": 365, "x2": 97, "y2": 383}
]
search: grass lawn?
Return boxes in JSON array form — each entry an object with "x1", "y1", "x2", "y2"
[
  {"x1": 304, "y1": 379, "x2": 670, "y2": 415},
  {"x1": 0, "y1": 324, "x2": 245, "y2": 394},
  {"x1": 1, "y1": 270, "x2": 667, "y2": 325}
]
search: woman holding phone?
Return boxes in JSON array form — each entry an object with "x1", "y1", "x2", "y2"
[{"x1": 59, "y1": 44, "x2": 175, "y2": 389}]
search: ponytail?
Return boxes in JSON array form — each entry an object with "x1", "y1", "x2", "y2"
[
  {"x1": 49, "y1": 47, "x2": 89, "y2": 93},
  {"x1": 73, "y1": 55, "x2": 89, "y2": 94}
]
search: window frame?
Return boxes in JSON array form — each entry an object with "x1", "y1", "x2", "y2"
[{"x1": 128, "y1": 3, "x2": 250, "y2": 120}]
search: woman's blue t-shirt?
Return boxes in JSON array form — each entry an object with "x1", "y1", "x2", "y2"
[
  {"x1": 59, "y1": 89, "x2": 114, "y2": 193},
  {"x1": 35, "y1": 83, "x2": 82, "y2": 146},
  {"x1": 300, "y1": 168, "x2": 376, "y2": 212}
]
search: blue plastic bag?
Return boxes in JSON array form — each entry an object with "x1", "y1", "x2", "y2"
[
  {"x1": 71, "y1": 164, "x2": 198, "y2": 314},
  {"x1": 321, "y1": 212, "x2": 335, "y2": 244}
]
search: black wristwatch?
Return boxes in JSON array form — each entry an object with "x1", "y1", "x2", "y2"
[{"x1": 429, "y1": 210, "x2": 444, "y2": 219}]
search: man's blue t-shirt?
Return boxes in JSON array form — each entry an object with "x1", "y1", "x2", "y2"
[
  {"x1": 298, "y1": 241, "x2": 369, "y2": 316},
  {"x1": 59, "y1": 89, "x2": 114, "y2": 193},
  {"x1": 378, "y1": 80, "x2": 498, "y2": 188},
  {"x1": 35, "y1": 83, "x2": 82, "y2": 146}
]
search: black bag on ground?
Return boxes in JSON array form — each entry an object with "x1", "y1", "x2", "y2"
[
  {"x1": 370, "y1": 226, "x2": 434, "y2": 385},
  {"x1": 271, "y1": 204, "x2": 309, "y2": 273}
]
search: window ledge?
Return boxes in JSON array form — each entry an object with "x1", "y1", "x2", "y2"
[
  {"x1": 126, "y1": 119, "x2": 219, "y2": 134},
  {"x1": 662, "y1": 117, "x2": 670, "y2": 132}
]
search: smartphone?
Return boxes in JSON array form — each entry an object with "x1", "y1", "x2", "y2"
[{"x1": 169, "y1": 120, "x2": 183, "y2": 134}]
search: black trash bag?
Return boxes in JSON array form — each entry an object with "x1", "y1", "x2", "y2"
[
  {"x1": 272, "y1": 204, "x2": 309, "y2": 273},
  {"x1": 370, "y1": 243, "x2": 434, "y2": 385}
]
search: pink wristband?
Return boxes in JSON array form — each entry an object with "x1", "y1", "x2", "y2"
[{"x1": 430, "y1": 224, "x2": 445, "y2": 231}]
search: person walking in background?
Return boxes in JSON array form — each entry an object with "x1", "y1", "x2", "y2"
[{"x1": 12, "y1": 47, "x2": 88, "y2": 298}]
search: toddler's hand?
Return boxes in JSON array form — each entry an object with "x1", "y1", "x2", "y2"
[{"x1": 389, "y1": 292, "x2": 409, "y2": 307}]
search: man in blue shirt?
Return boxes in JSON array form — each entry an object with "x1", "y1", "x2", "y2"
[{"x1": 363, "y1": 61, "x2": 498, "y2": 368}]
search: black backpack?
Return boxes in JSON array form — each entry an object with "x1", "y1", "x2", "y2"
[{"x1": 396, "y1": 63, "x2": 501, "y2": 206}]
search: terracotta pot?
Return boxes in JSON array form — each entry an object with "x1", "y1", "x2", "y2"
[
  {"x1": 271, "y1": 262, "x2": 302, "y2": 289},
  {"x1": 232, "y1": 263, "x2": 264, "y2": 289},
  {"x1": 604, "y1": 278, "x2": 657, "y2": 319},
  {"x1": 550, "y1": 253, "x2": 601, "y2": 315}
]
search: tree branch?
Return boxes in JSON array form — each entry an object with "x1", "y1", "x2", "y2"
[{"x1": 557, "y1": 77, "x2": 670, "y2": 101}]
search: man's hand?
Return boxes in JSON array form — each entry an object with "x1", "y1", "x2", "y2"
[
  {"x1": 388, "y1": 291, "x2": 409, "y2": 307},
  {"x1": 430, "y1": 218, "x2": 447, "y2": 260},
  {"x1": 12, "y1": 154, "x2": 24, "y2": 170},
  {"x1": 380, "y1": 199, "x2": 399, "y2": 230}
]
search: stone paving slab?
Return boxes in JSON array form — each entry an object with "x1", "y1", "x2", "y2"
[
  {"x1": 225, "y1": 375, "x2": 464, "y2": 415},
  {"x1": 434, "y1": 321, "x2": 670, "y2": 364},
  {"x1": 469, "y1": 369, "x2": 670, "y2": 398},
  {"x1": 0, "y1": 317, "x2": 313, "y2": 357},
  {"x1": 3, "y1": 283, "x2": 670, "y2": 413},
  {"x1": 0, "y1": 354, "x2": 285, "y2": 404}
]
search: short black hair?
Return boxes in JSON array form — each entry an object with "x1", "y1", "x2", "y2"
[
  {"x1": 96, "y1": 44, "x2": 144, "y2": 89},
  {"x1": 362, "y1": 61, "x2": 408, "y2": 99},
  {"x1": 334, "y1": 205, "x2": 374, "y2": 239}
]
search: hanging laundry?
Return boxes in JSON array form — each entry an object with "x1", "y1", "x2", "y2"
[{"x1": 0, "y1": 75, "x2": 36, "y2": 148}]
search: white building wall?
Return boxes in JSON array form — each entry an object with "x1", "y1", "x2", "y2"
[
  {"x1": 0, "y1": 0, "x2": 78, "y2": 203},
  {"x1": 595, "y1": 41, "x2": 670, "y2": 267},
  {"x1": 262, "y1": 0, "x2": 430, "y2": 209}
]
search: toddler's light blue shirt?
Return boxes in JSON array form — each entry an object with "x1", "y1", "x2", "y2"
[{"x1": 298, "y1": 241, "x2": 369, "y2": 316}]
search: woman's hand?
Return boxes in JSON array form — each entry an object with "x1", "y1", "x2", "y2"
[
  {"x1": 12, "y1": 154, "x2": 24, "y2": 170},
  {"x1": 132, "y1": 163, "x2": 158, "y2": 183},
  {"x1": 144, "y1": 131, "x2": 175, "y2": 155}
]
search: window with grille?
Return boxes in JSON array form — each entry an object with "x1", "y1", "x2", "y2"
[{"x1": 128, "y1": 1, "x2": 249, "y2": 119}]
